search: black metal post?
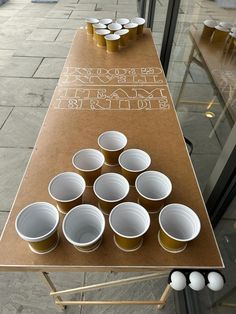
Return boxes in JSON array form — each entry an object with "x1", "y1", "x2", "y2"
[
  {"x1": 139, "y1": 0, "x2": 147, "y2": 19},
  {"x1": 160, "y1": 0, "x2": 181, "y2": 75},
  {"x1": 146, "y1": 0, "x2": 157, "y2": 30}
]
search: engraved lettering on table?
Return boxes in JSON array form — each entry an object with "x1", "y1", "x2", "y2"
[
  {"x1": 59, "y1": 67, "x2": 165, "y2": 86},
  {"x1": 54, "y1": 86, "x2": 170, "y2": 110}
]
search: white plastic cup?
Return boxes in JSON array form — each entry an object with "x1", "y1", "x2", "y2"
[
  {"x1": 98, "y1": 131, "x2": 127, "y2": 166},
  {"x1": 116, "y1": 18, "x2": 130, "y2": 26},
  {"x1": 201, "y1": 20, "x2": 218, "y2": 39},
  {"x1": 158, "y1": 203, "x2": 201, "y2": 253},
  {"x1": 93, "y1": 173, "x2": 129, "y2": 215},
  {"x1": 114, "y1": 29, "x2": 129, "y2": 47},
  {"x1": 131, "y1": 17, "x2": 145, "y2": 34},
  {"x1": 108, "y1": 22, "x2": 122, "y2": 33},
  {"x1": 15, "y1": 202, "x2": 59, "y2": 254},
  {"x1": 124, "y1": 22, "x2": 138, "y2": 39},
  {"x1": 135, "y1": 171, "x2": 172, "y2": 213},
  {"x1": 109, "y1": 202, "x2": 150, "y2": 252},
  {"x1": 105, "y1": 34, "x2": 121, "y2": 52},
  {"x1": 219, "y1": 22, "x2": 233, "y2": 30},
  {"x1": 99, "y1": 18, "x2": 113, "y2": 25},
  {"x1": 48, "y1": 172, "x2": 86, "y2": 214},
  {"x1": 86, "y1": 18, "x2": 99, "y2": 35},
  {"x1": 63, "y1": 204, "x2": 105, "y2": 252},
  {"x1": 72, "y1": 149, "x2": 105, "y2": 186},
  {"x1": 119, "y1": 149, "x2": 151, "y2": 185}
]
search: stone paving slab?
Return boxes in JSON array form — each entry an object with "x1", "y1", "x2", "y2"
[
  {"x1": 0, "y1": 107, "x2": 13, "y2": 128},
  {"x1": 0, "y1": 107, "x2": 47, "y2": 148},
  {"x1": 14, "y1": 41, "x2": 70, "y2": 58},
  {"x1": 34, "y1": 57, "x2": 66, "y2": 78},
  {"x1": 5, "y1": 16, "x2": 45, "y2": 27},
  {"x1": 81, "y1": 272, "x2": 175, "y2": 314},
  {"x1": 70, "y1": 10, "x2": 116, "y2": 19},
  {"x1": 26, "y1": 28, "x2": 61, "y2": 41},
  {"x1": 0, "y1": 147, "x2": 32, "y2": 212},
  {"x1": 0, "y1": 56, "x2": 43, "y2": 77},
  {"x1": 55, "y1": 29, "x2": 76, "y2": 42},
  {"x1": 54, "y1": 3, "x2": 97, "y2": 11},
  {"x1": 38, "y1": 17, "x2": 84, "y2": 29},
  {"x1": 0, "y1": 77, "x2": 57, "y2": 107},
  {"x1": 45, "y1": 9, "x2": 72, "y2": 19}
]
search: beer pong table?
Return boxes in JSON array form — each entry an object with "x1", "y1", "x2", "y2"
[{"x1": 0, "y1": 29, "x2": 224, "y2": 310}]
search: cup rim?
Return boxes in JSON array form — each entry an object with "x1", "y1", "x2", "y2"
[
  {"x1": 114, "y1": 29, "x2": 129, "y2": 36},
  {"x1": 116, "y1": 18, "x2": 130, "y2": 25},
  {"x1": 108, "y1": 22, "x2": 122, "y2": 31},
  {"x1": 99, "y1": 18, "x2": 113, "y2": 25},
  {"x1": 96, "y1": 29, "x2": 111, "y2": 35},
  {"x1": 118, "y1": 148, "x2": 151, "y2": 173},
  {"x1": 93, "y1": 173, "x2": 129, "y2": 203},
  {"x1": 98, "y1": 130, "x2": 127, "y2": 152},
  {"x1": 215, "y1": 25, "x2": 229, "y2": 32},
  {"x1": 124, "y1": 22, "x2": 138, "y2": 29},
  {"x1": 86, "y1": 18, "x2": 99, "y2": 24},
  {"x1": 219, "y1": 21, "x2": 233, "y2": 29},
  {"x1": 48, "y1": 172, "x2": 86, "y2": 203},
  {"x1": 62, "y1": 204, "x2": 105, "y2": 247},
  {"x1": 203, "y1": 20, "x2": 218, "y2": 28},
  {"x1": 109, "y1": 202, "x2": 150, "y2": 239},
  {"x1": 135, "y1": 170, "x2": 172, "y2": 201},
  {"x1": 105, "y1": 34, "x2": 120, "y2": 41},
  {"x1": 159, "y1": 203, "x2": 201, "y2": 242},
  {"x1": 72, "y1": 148, "x2": 105, "y2": 172},
  {"x1": 131, "y1": 17, "x2": 145, "y2": 25},
  {"x1": 15, "y1": 202, "x2": 59, "y2": 242},
  {"x1": 93, "y1": 23, "x2": 106, "y2": 29}
]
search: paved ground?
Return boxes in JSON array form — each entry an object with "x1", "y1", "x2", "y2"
[{"x1": 0, "y1": 0, "x2": 235, "y2": 313}]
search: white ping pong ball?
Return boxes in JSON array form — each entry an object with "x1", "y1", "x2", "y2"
[
  {"x1": 207, "y1": 272, "x2": 224, "y2": 291},
  {"x1": 189, "y1": 271, "x2": 205, "y2": 291},
  {"x1": 170, "y1": 271, "x2": 187, "y2": 291}
]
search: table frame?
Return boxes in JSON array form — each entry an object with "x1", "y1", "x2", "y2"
[{"x1": 41, "y1": 270, "x2": 171, "y2": 311}]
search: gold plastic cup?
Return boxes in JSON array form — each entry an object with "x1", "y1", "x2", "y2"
[
  {"x1": 116, "y1": 18, "x2": 130, "y2": 27},
  {"x1": 95, "y1": 29, "x2": 111, "y2": 47},
  {"x1": 63, "y1": 204, "x2": 105, "y2": 252},
  {"x1": 105, "y1": 34, "x2": 120, "y2": 53},
  {"x1": 93, "y1": 173, "x2": 129, "y2": 215},
  {"x1": 92, "y1": 23, "x2": 106, "y2": 39},
  {"x1": 225, "y1": 32, "x2": 236, "y2": 51},
  {"x1": 201, "y1": 20, "x2": 218, "y2": 39},
  {"x1": 15, "y1": 202, "x2": 60, "y2": 254},
  {"x1": 108, "y1": 22, "x2": 122, "y2": 33},
  {"x1": 99, "y1": 18, "x2": 113, "y2": 26},
  {"x1": 109, "y1": 202, "x2": 150, "y2": 252},
  {"x1": 72, "y1": 149, "x2": 105, "y2": 186},
  {"x1": 211, "y1": 25, "x2": 229, "y2": 43},
  {"x1": 86, "y1": 18, "x2": 99, "y2": 35},
  {"x1": 48, "y1": 172, "x2": 86, "y2": 214},
  {"x1": 135, "y1": 171, "x2": 172, "y2": 213},
  {"x1": 131, "y1": 17, "x2": 145, "y2": 35},
  {"x1": 124, "y1": 22, "x2": 138, "y2": 40},
  {"x1": 114, "y1": 29, "x2": 129, "y2": 47},
  {"x1": 119, "y1": 149, "x2": 151, "y2": 185},
  {"x1": 98, "y1": 130, "x2": 127, "y2": 166},
  {"x1": 219, "y1": 21, "x2": 233, "y2": 31},
  {"x1": 158, "y1": 203, "x2": 201, "y2": 253}
]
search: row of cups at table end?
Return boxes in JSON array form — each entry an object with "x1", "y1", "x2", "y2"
[
  {"x1": 86, "y1": 17, "x2": 145, "y2": 52},
  {"x1": 47, "y1": 170, "x2": 172, "y2": 216},
  {"x1": 15, "y1": 201, "x2": 201, "y2": 255},
  {"x1": 201, "y1": 20, "x2": 236, "y2": 50}
]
